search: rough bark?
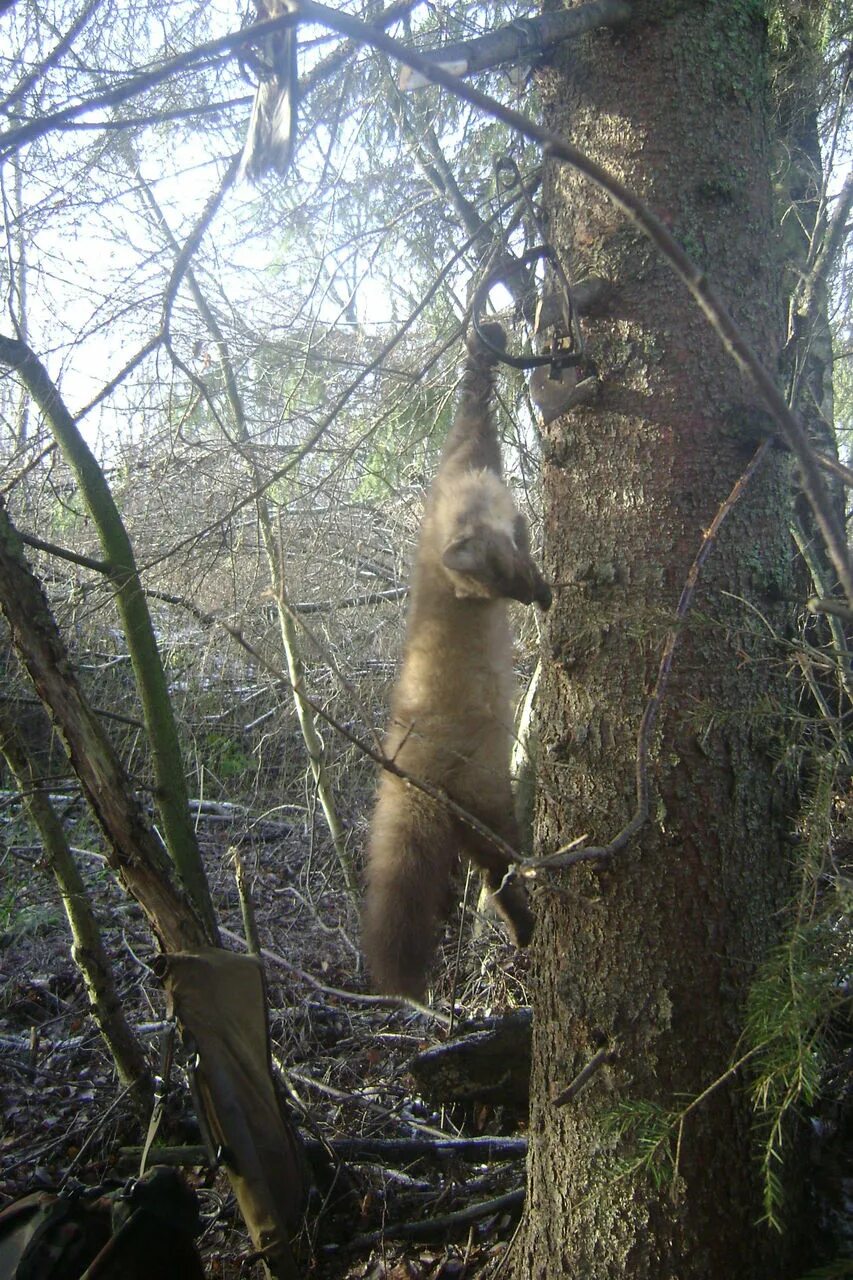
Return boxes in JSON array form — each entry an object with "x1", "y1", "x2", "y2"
[{"x1": 517, "y1": 3, "x2": 810, "y2": 1277}]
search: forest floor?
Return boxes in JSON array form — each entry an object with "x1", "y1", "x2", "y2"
[{"x1": 0, "y1": 794, "x2": 532, "y2": 1278}]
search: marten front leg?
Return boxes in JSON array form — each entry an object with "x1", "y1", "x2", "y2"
[{"x1": 458, "y1": 809, "x2": 534, "y2": 947}]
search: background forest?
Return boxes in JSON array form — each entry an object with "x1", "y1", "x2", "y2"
[{"x1": 0, "y1": 1, "x2": 851, "y2": 1278}]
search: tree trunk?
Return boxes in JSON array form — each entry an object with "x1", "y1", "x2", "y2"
[{"x1": 518, "y1": 3, "x2": 810, "y2": 1276}]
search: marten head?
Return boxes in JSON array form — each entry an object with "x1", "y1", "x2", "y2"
[{"x1": 438, "y1": 471, "x2": 552, "y2": 609}]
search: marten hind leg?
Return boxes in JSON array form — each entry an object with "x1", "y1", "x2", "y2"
[
  {"x1": 458, "y1": 808, "x2": 534, "y2": 948},
  {"x1": 363, "y1": 776, "x2": 459, "y2": 999}
]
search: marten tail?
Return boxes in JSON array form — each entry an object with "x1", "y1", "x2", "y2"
[
  {"x1": 466, "y1": 321, "x2": 506, "y2": 364},
  {"x1": 441, "y1": 322, "x2": 507, "y2": 475},
  {"x1": 362, "y1": 776, "x2": 458, "y2": 999},
  {"x1": 459, "y1": 321, "x2": 506, "y2": 407}
]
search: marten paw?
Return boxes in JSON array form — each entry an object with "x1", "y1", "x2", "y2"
[
  {"x1": 467, "y1": 321, "x2": 507, "y2": 363},
  {"x1": 490, "y1": 873, "x2": 534, "y2": 948}
]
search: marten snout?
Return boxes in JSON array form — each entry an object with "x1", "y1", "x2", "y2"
[
  {"x1": 533, "y1": 576, "x2": 553, "y2": 611},
  {"x1": 511, "y1": 563, "x2": 552, "y2": 611},
  {"x1": 492, "y1": 530, "x2": 552, "y2": 611}
]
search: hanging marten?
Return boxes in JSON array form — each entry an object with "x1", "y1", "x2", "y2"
[{"x1": 362, "y1": 323, "x2": 552, "y2": 999}]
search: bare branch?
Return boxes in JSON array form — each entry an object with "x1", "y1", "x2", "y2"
[
  {"x1": 797, "y1": 167, "x2": 853, "y2": 329},
  {"x1": 337, "y1": 1188, "x2": 525, "y2": 1249},
  {"x1": 0, "y1": 334, "x2": 218, "y2": 938},
  {"x1": 161, "y1": 156, "x2": 241, "y2": 344},
  {"x1": 55, "y1": 95, "x2": 252, "y2": 131},
  {"x1": 399, "y1": 0, "x2": 631, "y2": 90},
  {"x1": 18, "y1": 530, "x2": 110, "y2": 574},
  {"x1": 72, "y1": 335, "x2": 162, "y2": 422},
  {"x1": 807, "y1": 596, "x2": 853, "y2": 623},
  {"x1": 553, "y1": 1046, "x2": 614, "y2": 1106},
  {"x1": 292, "y1": 586, "x2": 408, "y2": 613}
]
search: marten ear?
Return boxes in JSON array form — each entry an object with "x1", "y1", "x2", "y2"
[
  {"x1": 513, "y1": 513, "x2": 530, "y2": 554},
  {"x1": 442, "y1": 534, "x2": 484, "y2": 576},
  {"x1": 443, "y1": 529, "x2": 519, "y2": 599},
  {"x1": 442, "y1": 532, "x2": 501, "y2": 599}
]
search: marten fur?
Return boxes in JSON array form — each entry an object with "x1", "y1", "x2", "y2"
[{"x1": 362, "y1": 324, "x2": 552, "y2": 998}]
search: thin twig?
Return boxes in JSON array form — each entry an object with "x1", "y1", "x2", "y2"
[
  {"x1": 808, "y1": 596, "x2": 853, "y2": 622},
  {"x1": 0, "y1": 14, "x2": 297, "y2": 157},
  {"x1": 291, "y1": 586, "x2": 408, "y2": 613},
  {"x1": 141, "y1": 174, "x2": 544, "y2": 577},
  {"x1": 329, "y1": 1187, "x2": 526, "y2": 1250},
  {"x1": 73, "y1": 336, "x2": 161, "y2": 422},
  {"x1": 792, "y1": 517, "x2": 853, "y2": 705},
  {"x1": 798, "y1": 168, "x2": 853, "y2": 331},
  {"x1": 552, "y1": 1045, "x2": 614, "y2": 1107},
  {"x1": 158, "y1": 587, "x2": 526, "y2": 867},
  {"x1": 0, "y1": 0, "x2": 103, "y2": 119},
  {"x1": 220, "y1": 925, "x2": 450, "y2": 1021},
  {"x1": 1, "y1": 440, "x2": 57, "y2": 495},
  {"x1": 18, "y1": 530, "x2": 109, "y2": 574},
  {"x1": 231, "y1": 847, "x2": 262, "y2": 957},
  {"x1": 160, "y1": 156, "x2": 241, "y2": 345}
]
